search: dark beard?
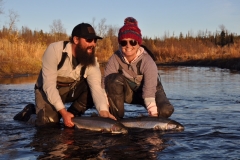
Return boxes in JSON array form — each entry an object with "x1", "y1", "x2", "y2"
[{"x1": 75, "y1": 43, "x2": 96, "y2": 67}]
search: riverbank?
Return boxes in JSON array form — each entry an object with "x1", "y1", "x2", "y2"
[
  {"x1": 156, "y1": 57, "x2": 240, "y2": 72},
  {"x1": 1, "y1": 58, "x2": 239, "y2": 78},
  {"x1": 0, "y1": 73, "x2": 38, "y2": 78}
]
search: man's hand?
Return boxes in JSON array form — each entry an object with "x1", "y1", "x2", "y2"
[
  {"x1": 99, "y1": 110, "x2": 116, "y2": 120},
  {"x1": 59, "y1": 108, "x2": 74, "y2": 127}
]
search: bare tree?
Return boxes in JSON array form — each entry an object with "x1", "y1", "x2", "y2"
[
  {"x1": 49, "y1": 19, "x2": 66, "y2": 41},
  {"x1": 7, "y1": 9, "x2": 19, "y2": 32},
  {"x1": 107, "y1": 25, "x2": 119, "y2": 51},
  {"x1": 97, "y1": 18, "x2": 107, "y2": 37},
  {"x1": 219, "y1": 24, "x2": 226, "y2": 32},
  {"x1": 0, "y1": 0, "x2": 4, "y2": 15},
  {"x1": 5, "y1": 9, "x2": 20, "y2": 41},
  {"x1": 91, "y1": 17, "x2": 96, "y2": 30}
]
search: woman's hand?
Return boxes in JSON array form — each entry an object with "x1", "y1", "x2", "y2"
[{"x1": 99, "y1": 110, "x2": 117, "y2": 120}]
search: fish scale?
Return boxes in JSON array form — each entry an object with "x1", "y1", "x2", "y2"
[{"x1": 120, "y1": 117, "x2": 184, "y2": 131}]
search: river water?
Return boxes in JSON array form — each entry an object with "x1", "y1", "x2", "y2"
[{"x1": 0, "y1": 66, "x2": 239, "y2": 160}]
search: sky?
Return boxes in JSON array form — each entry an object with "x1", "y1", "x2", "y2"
[{"x1": 0, "y1": 0, "x2": 240, "y2": 38}]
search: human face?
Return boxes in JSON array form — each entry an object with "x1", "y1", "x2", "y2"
[
  {"x1": 78, "y1": 37, "x2": 97, "y2": 55},
  {"x1": 120, "y1": 38, "x2": 139, "y2": 62},
  {"x1": 74, "y1": 37, "x2": 96, "y2": 66}
]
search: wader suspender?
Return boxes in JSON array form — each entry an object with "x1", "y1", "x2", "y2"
[
  {"x1": 115, "y1": 51, "x2": 142, "y2": 78},
  {"x1": 140, "y1": 45, "x2": 157, "y2": 61},
  {"x1": 35, "y1": 41, "x2": 86, "y2": 90},
  {"x1": 115, "y1": 47, "x2": 161, "y2": 89},
  {"x1": 115, "y1": 53, "x2": 143, "y2": 91},
  {"x1": 57, "y1": 41, "x2": 69, "y2": 70},
  {"x1": 57, "y1": 41, "x2": 86, "y2": 77}
]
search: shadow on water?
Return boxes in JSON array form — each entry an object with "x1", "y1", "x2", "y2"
[
  {"x1": 29, "y1": 126, "x2": 176, "y2": 159},
  {"x1": 0, "y1": 66, "x2": 240, "y2": 159}
]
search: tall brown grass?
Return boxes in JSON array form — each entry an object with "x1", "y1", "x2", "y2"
[
  {"x1": 0, "y1": 36, "x2": 240, "y2": 77},
  {"x1": 0, "y1": 38, "x2": 46, "y2": 76},
  {"x1": 144, "y1": 38, "x2": 240, "y2": 63}
]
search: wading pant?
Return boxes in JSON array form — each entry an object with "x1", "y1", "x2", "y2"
[
  {"x1": 35, "y1": 79, "x2": 94, "y2": 127},
  {"x1": 105, "y1": 73, "x2": 174, "y2": 119}
]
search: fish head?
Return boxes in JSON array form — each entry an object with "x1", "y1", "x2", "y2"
[
  {"x1": 153, "y1": 119, "x2": 184, "y2": 131},
  {"x1": 166, "y1": 120, "x2": 184, "y2": 131},
  {"x1": 110, "y1": 122, "x2": 128, "y2": 134}
]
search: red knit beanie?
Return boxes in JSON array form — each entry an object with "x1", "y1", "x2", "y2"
[{"x1": 118, "y1": 17, "x2": 142, "y2": 45}]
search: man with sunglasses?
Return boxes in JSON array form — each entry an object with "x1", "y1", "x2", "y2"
[
  {"x1": 102, "y1": 17, "x2": 174, "y2": 119},
  {"x1": 14, "y1": 23, "x2": 115, "y2": 127}
]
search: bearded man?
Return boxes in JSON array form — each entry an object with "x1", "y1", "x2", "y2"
[{"x1": 14, "y1": 23, "x2": 115, "y2": 127}]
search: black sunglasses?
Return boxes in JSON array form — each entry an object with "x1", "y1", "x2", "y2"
[
  {"x1": 120, "y1": 40, "x2": 138, "y2": 47},
  {"x1": 85, "y1": 38, "x2": 97, "y2": 43}
]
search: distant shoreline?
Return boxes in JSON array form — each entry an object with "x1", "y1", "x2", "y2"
[
  {"x1": 1, "y1": 59, "x2": 240, "y2": 78},
  {"x1": 155, "y1": 58, "x2": 240, "y2": 72},
  {"x1": 0, "y1": 73, "x2": 38, "y2": 78}
]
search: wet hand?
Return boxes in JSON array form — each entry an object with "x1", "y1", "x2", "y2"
[
  {"x1": 59, "y1": 108, "x2": 75, "y2": 127},
  {"x1": 149, "y1": 112, "x2": 158, "y2": 117},
  {"x1": 99, "y1": 110, "x2": 117, "y2": 120},
  {"x1": 146, "y1": 102, "x2": 158, "y2": 117}
]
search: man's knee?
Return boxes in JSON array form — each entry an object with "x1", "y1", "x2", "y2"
[
  {"x1": 35, "y1": 90, "x2": 60, "y2": 126},
  {"x1": 35, "y1": 107, "x2": 60, "y2": 127}
]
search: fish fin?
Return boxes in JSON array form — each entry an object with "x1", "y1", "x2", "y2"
[
  {"x1": 90, "y1": 112, "x2": 99, "y2": 117},
  {"x1": 138, "y1": 114, "x2": 145, "y2": 117}
]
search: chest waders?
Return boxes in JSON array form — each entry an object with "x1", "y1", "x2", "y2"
[
  {"x1": 105, "y1": 46, "x2": 174, "y2": 119},
  {"x1": 35, "y1": 41, "x2": 93, "y2": 126}
]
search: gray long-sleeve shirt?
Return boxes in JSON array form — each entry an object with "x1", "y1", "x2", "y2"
[
  {"x1": 41, "y1": 41, "x2": 108, "y2": 112},
  {"x1": 102, "y1": 46, "x2": 159, "y2": 105}
]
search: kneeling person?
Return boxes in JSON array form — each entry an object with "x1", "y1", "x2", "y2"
[
  {"x1": 102, "y1": 17, "x2": 174, "y2": 119},
  {"x1": 14, "y1": 23, "x2": 115, "y2": 127}
]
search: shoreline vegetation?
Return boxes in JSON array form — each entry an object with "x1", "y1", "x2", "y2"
[{"x1": 0, "y1": 21, "x2": 240, "y2": 78}]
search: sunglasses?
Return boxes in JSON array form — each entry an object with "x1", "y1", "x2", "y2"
[
  {"x1": 85, "y1": 38, "x2": 97, "y2": 43},
  {"x1": 120, "y1": 40, "x2": 138, "y2": 47}
]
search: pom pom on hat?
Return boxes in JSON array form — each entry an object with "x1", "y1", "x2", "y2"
[
  {"x1": 118, "y1": 17, "x2": 142, "y2": 45},
  {"x1": 124, "y1": 17, "x2": 138, "y2": 25}
]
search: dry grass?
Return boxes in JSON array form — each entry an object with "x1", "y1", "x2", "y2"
[
  {"x1": 0, "y1": 38, "x2": 46, "y2": 76},
  {"x1": 153, "y1": 39, "x2": 240, "y2": 70},
  {"x1": 151, "y1": 39, "x2": 240, "y2": 63},
  {"x1": 0, "y1": 37, "x2": 240, "y2": 77}
]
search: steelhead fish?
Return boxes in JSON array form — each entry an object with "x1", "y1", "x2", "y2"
[
  {"x1": 72, "y1": 116, "x2": 128, "y2": 134},
  {"x1": 120, "y1": 117, "x2": 184, "y2": 131}
]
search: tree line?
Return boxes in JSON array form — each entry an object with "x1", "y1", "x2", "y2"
[
  {"x1": 0, "y1": 19, "x2": 239, "y2": 61},
  {"x1": 0, "y1": 2, "x2": 239, "y2": 76}
]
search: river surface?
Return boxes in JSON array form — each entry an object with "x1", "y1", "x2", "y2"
[{"x1": 0, "y1": 66, "x2": 239, "y2": 160}]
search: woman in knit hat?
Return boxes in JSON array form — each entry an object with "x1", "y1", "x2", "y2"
[{"x1": 102, "y1": 17, "x2": 174, "y2": 119}]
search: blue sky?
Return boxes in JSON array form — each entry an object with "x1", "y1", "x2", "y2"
[{"x1": 1, "y1": 0, "x2": 239, "y2": 38}]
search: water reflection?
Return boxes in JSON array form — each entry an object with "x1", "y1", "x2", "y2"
[
  {"x1": 1, "y1": 66, "x2": 240, "y2": 159},
  {"x1": 30, "y1": 126, "x2": 75, "y2": 159},
  {"x1": 30, "y1": 126, "x2": 169, "y2": 159},
  {"x1": 0, "y1": 75, "x2": 38, "y2": 84}
]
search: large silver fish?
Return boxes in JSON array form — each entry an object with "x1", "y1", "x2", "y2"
[
  {"x1": 120, "y1": 117, "x2": 184, "y2": 131},
  {"x1": 72, "y1": 116, "x2": 128, "y2": 134}
]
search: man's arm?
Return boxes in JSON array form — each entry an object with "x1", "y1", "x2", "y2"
[
  {"x1": 42, "y1": 42, "x2": 65, "y2": 111},
  {"x1": 86, "y1": 60, "x2": 116, "y2": 120},
  {"x1": 42, "y1": 42, "x2": 74, "y2": 125}
]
